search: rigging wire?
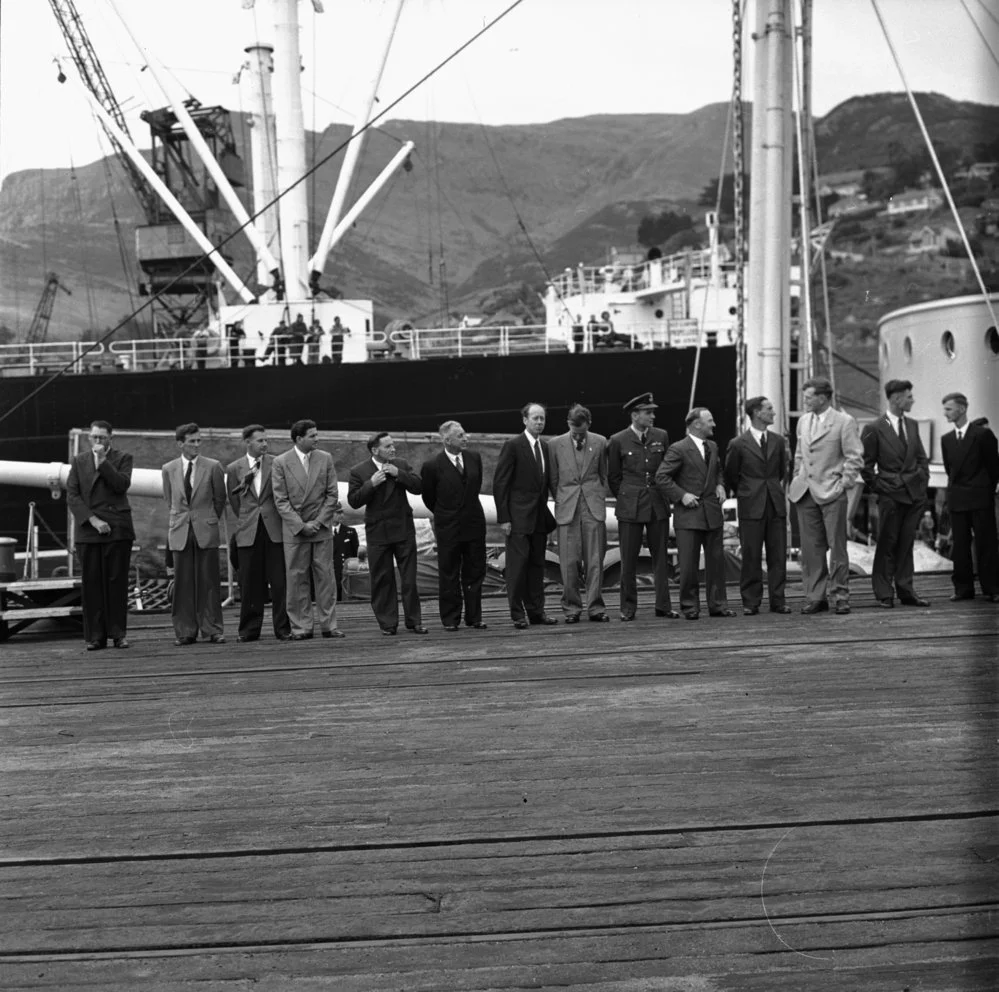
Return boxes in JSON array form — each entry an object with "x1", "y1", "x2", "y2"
[
  {"x1": 68, "y1": 153, "x2": 98, "y2": 333},
  {"x1": 870, "y1": 0, "x2": 999, "y2": 332},
  {"x1": 959, "y1": 0, "x2": 999, "y2": 72},
  {"x1": 972, "y1": 0, "x2": 999, "y2": 31},
  {"x1": 0, "y1": 0, "x2": 528, "y2": 427}
]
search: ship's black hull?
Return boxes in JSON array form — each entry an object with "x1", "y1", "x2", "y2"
[{"x1": 0, "y1": 347, "x2": 736, "y2": 542}]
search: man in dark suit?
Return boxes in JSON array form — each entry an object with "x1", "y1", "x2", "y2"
[
  {"x1": 272, "y1": 419, "x2": 344, "y2": 640},
  {"x1": 162, "y1": 423, "x2": 227, "y2": 645},
  {"x1": 549, "y1": 404, "x2": 610, "y2": 623},
  {"x1": 493, "y1": 402, "x2": 558, "y2": 629},
  {"x1": 421, "y1": 420, "x2": 488, "y2": 631},
  {"x1": 348, "y1": 432, "x2": 427, "y2": 635},
  {"x1": 657, "y1": 407, "x2": 735, "y2": 620},
  {"x1": 723, "y1": 396, "x2": 791, "y2": 615},
  {"x1": 861, "y1": 379, "x2": 931, "y2": 608},
  {"x1": 331, "y1": 508, "x2": 359, "y2": 602},
  {"x1": 941, "y1": 392, "x2": 999, "y2": 602},
  {"x1": 66, "y1": 420, "x2": 135, "y2": 650},
  {"x1": 607, "y1": 392, "x2": 677, "y2": 621},
  {"x1": 226, "y1": 424, "x2": 291, "y2": 642}
]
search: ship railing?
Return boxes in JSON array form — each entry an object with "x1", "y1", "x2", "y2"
[
  {"x1": 0, "y1": 340, "x2": 107, "y2": 376},
  {"x1": 108, "y1": 338, "x2": 234, "y2": 371},
  {"x1": 548, "y1": 249, "x2": 725, "y2": 298},
  {"x1": 387, "y1": 324, "x2": 551, "y2": 359}
]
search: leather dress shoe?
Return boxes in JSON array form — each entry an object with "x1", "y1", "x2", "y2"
[
  {"x1": 443, "y1": 624, "x2": 460, "y2": 632},
  {"x1": 875, "y1": 598, "x2": 894, "y2": 608},
  {"x1": 408, "y1": 625, "x2": 429, "y2": 635},
  {"x1": 589, "y1": 613, "x2": 611, "y2": 622},
  {"x1": 174, "y1": 637, "x2": 196, "y2": 646},
  {"x1": 834, "y1": 602, "x2": 851, "y2": 615},
  {"x1": 800, "y1": 601, "x2": 829, "y2": 615},
  {"x1": 237, "y1": 634, "x2": 260, "y2": 642},
  {"x1": 530, "y1": 615, "x2": 558, "y2": 626},
  {"x1": 113, "y1": 637, "x2": 130, "y2": 649},
  {"x1": 949, "y1": 592, "x2": 974, "y2": 601},
  {"x1": 86, "y1": 640, "x2": 105, "y2": 651},
  {"x1": 322, "y1": 629, "x2": 346, "y2": 639},
  {"x1": 564, "y1": 615, "x2": 581, "y2": 624},
  {"x1": 380, "y1": 626, "x2": 397, "y2": 636},
  {"x1": 619, "y1": 614, "x2": 635, "y2": 622},
  {"x1": 898, "y1": 597, "x2": 930, "y2": 607},
  {"x1": 684, "y1": 610, "x2": 700, "y2": 620},
  {"x1": 743, "y1": 607, "x2": 760, "y2": 616},
  {"x1": 467, "y1": 621, "x2": 489, "y2": 630},
  {"x1": 209, "y1": 634, "x2": 226, "y2": 644},
  {"x1": 770, "y1": 605, "x2": 793, "y2": 614},
  {"x1": 654, "y1": 609, "x2": 680, "y2": 619},
  {"x1": 276, "y1": 634, "x2": 293, "y2": 642},
  {"x1": 291, "y1": 633, "x2": 313, "y2": 641},
  {"x1": 513, "y1": 620, "x2": 529, "y2": 630},
  {"x1": 710, "y1": 609, "x2": 737, "y2": 618}
]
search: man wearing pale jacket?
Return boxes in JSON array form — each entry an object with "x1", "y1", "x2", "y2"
[
  {"x1": 271, "y1": 418, "x2": 344, "y2": 640},
  {"x1": 548, "y1": 403, "x2": 610, "y2": 623},
  {"x1": 789, "y1": 377, "x2": 864, "y2": 615}
]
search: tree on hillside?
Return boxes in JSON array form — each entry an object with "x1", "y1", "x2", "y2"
[
  {"x1": 698, "y1": 173, "x2": 749, "y2": 220},
  {"x1": 636, "y1": 210, "x2": 694, "y2": 248},
  {"x1": 0, "y1": 324, "x2": 15, "y2": 345}
]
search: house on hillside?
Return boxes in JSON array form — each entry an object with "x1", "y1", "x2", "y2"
[
  {"x1": 977, "y1": 197, "x2": 999, "y2": 236},
  {"x1": 828, "y1": 196, "x2": 880, "y2": 219},
  {"x1": 906, "y1": 224, "x2": 960, "y2": 255},
  {"x1": 886, "y1": 188, "x2": 944, "y2": 216},
  {"x1": 968, "y1": 162, "x2": 998, "y2": 181}
]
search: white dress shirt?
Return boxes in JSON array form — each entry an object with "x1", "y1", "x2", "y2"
[
  {"x1": 524, "y1": 430, "x2": 544, "y2": 473},
  {"x1": 689, "y1": 434, "x2": 706, "y2": 460}
]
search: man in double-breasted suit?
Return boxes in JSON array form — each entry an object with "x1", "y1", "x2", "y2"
[
  {"x1": 549, "y1": 403, "x2": 610, "y2": 623},
  {"x1": 66, "y1": 419, "x2": 135, "y2": 650},
  {"x1": 941, "y1": 392, "x2": 999, "y2": 602},
  {"x1": 861, "y1": 379, "x2": 931, "y2": 608},
  {"x1": 493, "y1": 402, "x2": 558, "y2": 629},
  {"x1": 162, "y1": 422, "x2": 227, "y2": 645},
  {"x1": 226, "y1": 424, "x2": 291, "y2": 642},
  {"x1": 348, "y1": 432, "x2": 426, "y2": 635},
  {"x1": 272, "y1": 418, "x2": 343, "y2": 640},
  {"x1": 607, "y1": 391, "x2": 677, "y2": 620},
  {"x1": 724, "y1": 396, "x2": 791, "y2": 615},
  {"x1": 789, "y1": 377, "x2": 864, "y2": 615},
  {"x1": 657, "y1": 407, "x2": 735, "y2": 620},
  {"x1": 331, "y1": 508, "x2": 359, "y2": 601},
  {"x1": 421, "y1": 420, "x2": 488, "y2": 631}
]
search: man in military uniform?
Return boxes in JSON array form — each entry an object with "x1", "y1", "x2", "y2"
[{"x1": 607, "y1": 392, "x2": 678, "y2": 621}]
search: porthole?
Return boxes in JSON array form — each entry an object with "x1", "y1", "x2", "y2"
[
  {"x1": 986, "y1": 326, "x2": 999, "y2": 356},
  {"x1": 903, "y1": 336, "x2": 913, "y2": 363},
  {"x1": 654, "y1": 309, "x2": 664, "y2": 319},
  {"x1": 942, "y1": 330, "x2": 956, "y2": 360}
]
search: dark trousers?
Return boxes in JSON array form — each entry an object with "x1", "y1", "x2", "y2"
[
  {"x1": 236, "y1": 521, "x2": 290, "y2": 639},
  {"x1": 950, "y1": 505, "x2": 999, "y2": 596},
  {"x1": 617, "y1": 517, "x2": 672, "y2": 617},
  {"x1": 437, "y1": 536, "x2": 487, "y2": 627},
  {"x1": 872, "y1": 496, "x2": 923, "y2": 601},
  {"x1": 334, "y1": 563, "x2": 346, "y2": 601},
  {"x1": 739, "y1": 501, "x2": 787, "y2": 609},
  {"x1": 505, "y1": 530, "x2": 547, "y2": 621},
  {"x1": 172, "y1": 527, "x2": 223, "y2": 640},
  {"x1": 367, "y1": 534, "x2": 421, "y2": 630},
  {"x1": 78, "y1": 540, "x2": 131, "y2": 643},
  {"x1": 675, "y1": 527, "x2": 728, "y2": 614}
]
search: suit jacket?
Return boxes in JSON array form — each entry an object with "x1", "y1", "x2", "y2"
[
  {"x1": 941, "y1": 423, "x2": 999, "y2": 513},
  {"x1": 548, "y1": 432, "x2": 608, "y2": 525},
  {"x1": 347, "y1": 458, "x2": 422, "y2": 544},
  {"x1": 421, "y1": 450, "x2": 486, "y2": 545},
  {"x1": 67, "y1": 447, "x2": 135, "y2": 543},
  {"x1": 789, "y1": 407, "x2": 864, "y2": 505},
  {"x1": 162, "y1": 456, "x2": 227, "y2": 551},
  {"x1": 860, "y1": 415, "x2": 929, "y2": 504},
  {"x1": 271, "y1": 447, "x2": 339, "y2": 544},
  {"x1": 332, "y1": 524, "x2": 360, "y2": 567},
  {"x1": 723, "y1": 430, "x2": 788, "y2": 521},
  {"x1": 607, "y1": 425, "x2": 671, "y2": 522},
  {"x1": 226, "y1": 453, "x2": 284, "y2": 546},
  {"x1": 656, "y1": 435, "x2": 725, "y2": 531},
  {"x1": 493, "y1": 433, "x2": 557, "y2": 535}
]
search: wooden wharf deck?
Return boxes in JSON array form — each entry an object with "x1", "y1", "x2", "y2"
[{"x1": 1, "y1": 573, "x2": 997, "y2": 990}]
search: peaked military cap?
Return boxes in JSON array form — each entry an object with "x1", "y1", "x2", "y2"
[{"x1": 623, "y1": 392, "x2": 658, "y2": 414}]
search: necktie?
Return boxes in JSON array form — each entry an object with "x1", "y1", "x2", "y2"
[
  {"x1": 956, "y1": 429, "x2": 963, "y2": 442},
  {"x1": 303, "y1": 452, "x2": 311, "y2": 473},
  {"x1": 534, "y1": 440, "x2": 544, "y2": 477},
  {"x1": 184, "y1": 459, "x2": 193, "y2": 502},
  {"x1": 897, "y1": 418, "x2": 906, "y2": 446},
  {"x1": 575, "y1": 437, "x2": 584, "y2": 451},
  {"x1": 760, "y1": 431, "x2": 768, "y2": 457},
  {"x1": 810, "y1": 413, "x2": 818, "y2": 440},
  {"x1": 640, "y1": 431, "x2": 647, "y2": 445},
  {"x1": 455, "y1": 453, "x2": 464, "y2": 476},
  {"x1": 252, "y1": 459, "x2": 262, "y2": 495}
]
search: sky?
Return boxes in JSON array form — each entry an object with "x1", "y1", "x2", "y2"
[{"x1": 0, "y1": 0, "x2": 998, "y2": 183}]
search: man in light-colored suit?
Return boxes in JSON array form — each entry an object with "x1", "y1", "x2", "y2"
[
  {"x1": 226, "y1": 424, "x2": 291, "y2": 642},
  {"x1": 549, "y1": 403, "x2": 610, "y2": 623},
  {"x1": 656, "y1": 407, "x2": 735, "y2": 620},
  {"x1": 861, "y1": 379, "x2": 931, "y2": 608},
  {"x1": 789, "y1": 377, "x2": 864, "y2": 615},
  {"x1": 162, "y1": 422, "x2": 227, "y2": 645},
  {"x1": 271, "y1": 418, "x2": 344, "y2": 640}
]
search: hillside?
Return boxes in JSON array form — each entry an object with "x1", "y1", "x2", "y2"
[{"x1": 1, "y1": 92, "x2": 997, "y2": 339}]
